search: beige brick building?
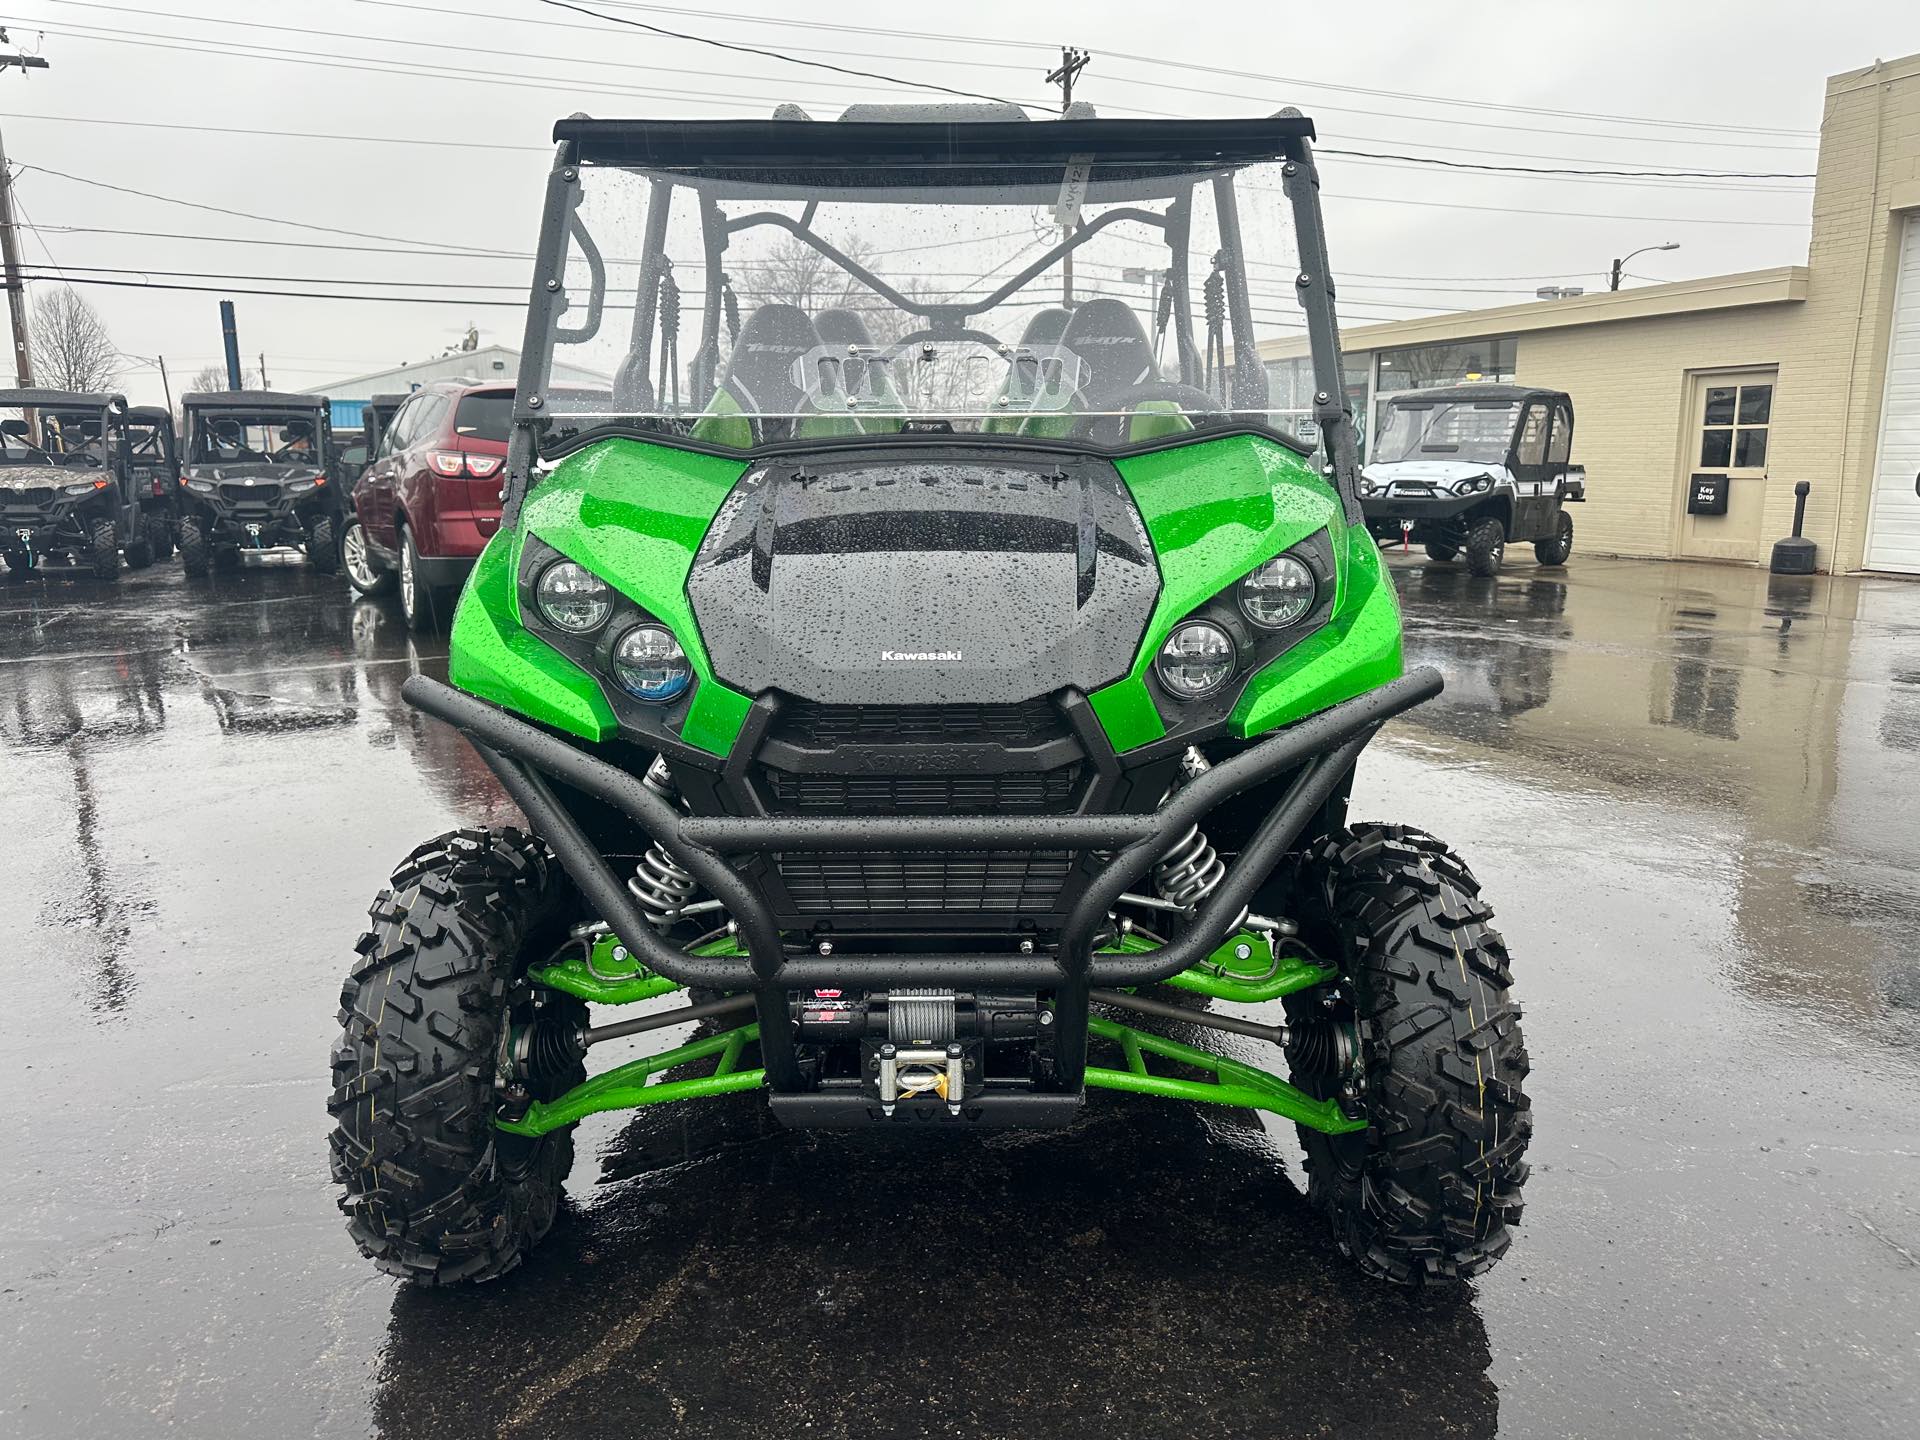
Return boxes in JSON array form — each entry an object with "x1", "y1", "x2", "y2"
[{"x1": 1262, "y1": 51, "x2": 1920, "y2": 575}]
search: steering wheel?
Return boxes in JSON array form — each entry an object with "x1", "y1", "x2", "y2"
[{"x1": 1068, "y1": 381, "x2": 1230, "y2": 440}]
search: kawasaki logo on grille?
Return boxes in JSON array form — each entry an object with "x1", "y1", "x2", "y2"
[{"x1": 880, "y1": 649, "x2": 963, "y2": 662}]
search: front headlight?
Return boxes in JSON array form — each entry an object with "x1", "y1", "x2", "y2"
[
  {"x1": 284, "y1": 476, "x2": 318, "y2": 494},
  {"x1": 1358, "y1": 476, "x2": 1376, "y2": 497},
  {"x1": 611, "y1": 624, "x2": 692, "y2": 702},
  {"x1": 535, "y1": 559, "x2": 613, "y2": 633},
  {"x1": 1451, "y1": 475, "x2": 1493, "y2": 496},
  {"x1": 183, "y1": 477, "x2": 216, "y2": 494},
  {"x1": 62, "y1": 479, "x2": 106, "y2": 497},
  {"x1": 1238, "y1": 554, "x2": 1316, "y2": 629},
  {"x1": 1155, "y1": 620, "x2": 1236, "y2": 700}
]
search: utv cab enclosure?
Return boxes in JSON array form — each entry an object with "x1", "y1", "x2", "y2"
[
  {"x1": 176, "y1": 390, "x2": 345, "y2": 576},
  {"x1": 1360, "y1": 384, "x2": 1583, "y2": 576},
  {"x1": 0, "y1": 388, "x2": 171, "y2": 580},
  {"x1": 329, "y1": 106, "x2": 1532, "y2": 1292}
]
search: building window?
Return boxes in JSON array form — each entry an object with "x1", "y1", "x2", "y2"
[{"x1": 1700, "y1": 382, "x2": 1771, "y2": 468}]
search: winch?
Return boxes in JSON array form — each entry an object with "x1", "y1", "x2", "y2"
[{"x1": 792, "y1": 988, "x2": 1043, "y2": 1115}]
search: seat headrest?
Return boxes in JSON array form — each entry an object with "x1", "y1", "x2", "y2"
[
  {"x1": 719, "y1": 304, "x2": 821, "y2": 417},
  {"x1": 1058, "y1": 298, "x2": 1158, "y2": 410},
  {"x1": 814, "y1": 308, "x2": 877, "y2": 350},
  {"x1": 1017, "y1": 308, "x2": 1072, "y2": 349}
]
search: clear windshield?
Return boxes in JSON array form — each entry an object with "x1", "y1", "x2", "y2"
[
  {"x1": 189, "y1": 412, "x2": 321, "y2": 465},
  {"x1": 1372, "y1": 400, "x2": 1519, "y2": 466},
  {"x1": 534, "y1": 150, "x2": 1312, "y2": 445},
  {"x1": 0, "y1": 406, "x2": 109, "y2": 466}
]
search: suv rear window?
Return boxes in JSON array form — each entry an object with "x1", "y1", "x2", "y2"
[{"x1": 453, "y1": 392, "x2": 513, "y2": 444}]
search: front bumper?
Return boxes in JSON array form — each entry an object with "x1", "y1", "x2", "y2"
[{"x1": 402, "y1": 666, "x2": 1443, "y2": 1102}]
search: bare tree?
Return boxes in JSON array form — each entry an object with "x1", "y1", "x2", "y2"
[{"x1": 31, "y1": 286, "x2": 121, "y2": 393}]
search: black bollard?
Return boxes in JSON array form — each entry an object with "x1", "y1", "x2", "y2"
[{"x1": 1769, "y1": 481, "x2": 1817, "y2": 574}]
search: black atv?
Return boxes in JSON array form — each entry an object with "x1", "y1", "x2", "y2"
[
  {"x1": 0, "y1": 388, "x2": 166, "y2": 581},
  {"x1": 1360, "y1": 385, "x2": 1584, "y2": 576},
  {"x1": 121, "y1": 406, "x2": 182, "y2": 564},
  {"x1": 176, "y1": 391, "x2": 347, "y2": 577}
]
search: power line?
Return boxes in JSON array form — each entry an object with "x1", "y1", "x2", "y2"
[
  {"x1": 531, "y1": 0, "x2": 1038, "y2": 110},
  {"x1": 1317, "y1": 147, "x2": 1812, "y2": 181},
  {"x1": 16, "y1": 162, "x2": 525, "y2": 255}
]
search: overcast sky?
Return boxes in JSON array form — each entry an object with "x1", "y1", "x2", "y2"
[{"x1": 0, "y1": 0, "x2": 1914, "y2": 406}]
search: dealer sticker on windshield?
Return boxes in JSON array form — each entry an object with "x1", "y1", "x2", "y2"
[{"x1": 1052, "y1": 155, "x2": 1094, "y2": 228}]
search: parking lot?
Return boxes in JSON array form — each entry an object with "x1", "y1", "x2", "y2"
[{"x1": 2, "y1": 551, "x2": 1916, "y2": 1439}]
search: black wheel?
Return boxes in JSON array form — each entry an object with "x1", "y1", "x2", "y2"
[
  {"x1": 178, "y1": 517, "x2": 211, "y2": 577},
  {"x1": 2, "y1": 548, "x2": 30, "y2": 581},
  {"x1": 308, "y1": 514, "x2": 341, "y2": 574},
  {"x1": 213, "y1": 543, "x2": 243, "y2": 573},
  {"x1": 146, "y1": 513, "x2": 174, "y2": 562},
  {"x1": 1287, "y1": 824, "x2": 1531, "y2": 1286},
  {"x1": 341, "y1": 518, "x2": 394, "y2": 596},
  {"x1": 1423, "y1": 542, "x2": 1457, "y2": 563},
  {"x1": 124, "y1": 531, "x2": 154, "y2": 569},
  {"x1": 1464, "y1": 517, "x2": 1505, "y2": 577},
  {"x1": 397, "y1": 523, "x2": 441, "y2": 633},
  {"x1": 1533, "y1": 511, "x2": 1573, "y2": 566},
  {"x1": 88, "y1": 518, "x2": 121, "y2": 580},
  {"x1": 329, "y1": 827, "x2": 588, "y2": 1286}
]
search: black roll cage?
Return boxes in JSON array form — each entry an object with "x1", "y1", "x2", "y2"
[{"x1": 503, "y1": 113, "x2": 1361, "y2": 527}]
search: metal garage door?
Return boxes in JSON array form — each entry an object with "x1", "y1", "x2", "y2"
[{"x1": 1867, "y1": 214, "x2": 1920, "y2": 572}]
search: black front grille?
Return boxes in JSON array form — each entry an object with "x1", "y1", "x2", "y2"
[
  {"x1": 771, "y1": 697, "x2": 1068, "y2": 748},
  {"x1": 4, "y1": 487, "x2": 53, "y2": 505},
  {"x1": 220, "y1": 482, "x2": 280, "y2": 502},
  {"x1": 776, "y1": 851, "x2": 1072, "y2": 916},
  {"x1": 762, "y1": 766, "x2": 1079, "y2": 816}
]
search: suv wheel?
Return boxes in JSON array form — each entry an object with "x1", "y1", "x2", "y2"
[
  {"x1": 1464, "y1": 517, "x2": 1505, "y2": 577},
  {"x1": 179, "y1": 517, "x2": 211, "y2": 577},
  {"x1": 1423, "y1": 542, "x2": 1457, "y2": 563},
  {"x1": 397, "y1": 524, "x2": 440, "y2": 632},
  {"x1": 1533, "y1": 511, "x2": 1574, "y2": 567},
  {"x1": 89, "y1": 519, "x2": 121, "y2": 581},
  {"x1": 342, "y1": 519, "x2": 394, "y2": 596}
]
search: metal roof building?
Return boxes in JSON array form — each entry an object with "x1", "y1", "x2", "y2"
[{"x1": 302, "y1": 345, "x2": 608, "y2": 429}]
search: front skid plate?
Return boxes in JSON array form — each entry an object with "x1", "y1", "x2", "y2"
[{"x1": 494, "y1": 1011, "x2": 1362, "y2": 1138}]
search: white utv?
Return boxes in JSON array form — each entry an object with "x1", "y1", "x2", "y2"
[{"x1": 1359, "y1": 384, "x2": 1583, "y2": 576}]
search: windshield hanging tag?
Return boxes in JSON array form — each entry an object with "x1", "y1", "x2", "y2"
[{"x1": 1052, "y1": 155, "x2": 1093, "y2": 229}]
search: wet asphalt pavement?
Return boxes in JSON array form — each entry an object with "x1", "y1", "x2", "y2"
[{"x1": 2, "y1": 548, "x2": 1917, "y2": 1439}]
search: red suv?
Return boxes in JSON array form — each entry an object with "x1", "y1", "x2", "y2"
[{"x1": 342, "y1": 381, "x2": 508, "y2": 630}]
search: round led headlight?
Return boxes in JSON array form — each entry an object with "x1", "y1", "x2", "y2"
[
  {"x1": 1155, "y1": 620, "x2": 1235, "y2": 700},
  {"x1": 612, "y1": 624, "x2": 691, "y2": 703},
  {"x1": 535, "y1": 559, "x2": 612, "y2": 633},
  {"x1": 1239, "y1": 554, "x2": 1316, "y2": 629}
]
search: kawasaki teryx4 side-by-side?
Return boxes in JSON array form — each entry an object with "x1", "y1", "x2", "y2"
[
  {"x1": 176, "y1": 391, "x2": 346, "y2": 576},
  {"x1": 329, "y1": 107, "x2": 1532, "y2": 1289},
  {"x1": 1361, "y1": 385, "x2": 1584, "y2": 576},
  {"x1": 0, "y1": 389, "x2": 174, "y2": 580}
]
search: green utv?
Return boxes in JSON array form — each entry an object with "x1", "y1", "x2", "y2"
[{"x1": 330, "y1": 106, "x2": 1532, "y2": 1288}]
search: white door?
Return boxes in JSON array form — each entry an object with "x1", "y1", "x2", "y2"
[{"x1": 1866, "y1": 214, "x2": 1920, "y2": 573}]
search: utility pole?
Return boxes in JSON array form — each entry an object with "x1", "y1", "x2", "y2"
[
  {"x1": 219, "y1": 299, "x2": 242, "y2": 390},
  {"x1": 0, "y1": 37, "x2": 51, "y2": 388},
  {"x1": 1045, "y1": 46, "x2": 1090, "y2": 306},
  {"x1": 155, "y1": 354, "x2": 172, "y2": 415},
  {"x1": 258, "y1": 351, "x2": 269, "y2": 389}
]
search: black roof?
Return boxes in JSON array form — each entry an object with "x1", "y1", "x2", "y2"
[
  {"x1": 555, "y1": 115, "x2": 1314, "y2": 181},
  {"x1": 180, "y1": 389, "x2": 328, "y2": 412},
  {"x1": 0, "y1": 387, "x2": 125, "y2": 409},
  {"x1": 1384, "y1": 384, "x2": 1569, "y2": 407},
  {"x1": 123, "y1": 405, "x2": 173, "y2": 425}
]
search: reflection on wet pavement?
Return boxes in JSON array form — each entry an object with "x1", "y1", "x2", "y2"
[{"x1": 2, "y1": 553, "x2": 1915, "y2": 1439}]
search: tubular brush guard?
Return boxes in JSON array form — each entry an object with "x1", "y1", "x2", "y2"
[{"x1": 400, "y1": 666, "x2": 1443, "y2": 1126}]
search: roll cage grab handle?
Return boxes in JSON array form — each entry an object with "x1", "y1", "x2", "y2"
[{"x1": 502, "y1": 114, "x2": 1363, "y2": 528}]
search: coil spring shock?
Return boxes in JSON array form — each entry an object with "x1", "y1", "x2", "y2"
[
  {"x1": 1149, "y1": 747, "x2": 1248, "y2": 930},
  {"x1": 628, "y1": 756, "x2": 698, "y2": 931}
]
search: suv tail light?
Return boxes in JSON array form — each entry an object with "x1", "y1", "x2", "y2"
[{"x1": 429, "y1": 450, "x2": 503, "y2": 480}]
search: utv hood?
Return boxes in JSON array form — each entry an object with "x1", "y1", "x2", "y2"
[
  {"x1": 686, "y1": 452, "x2": 1159, "y2": 705},
  {"x1": 1362, "y1": 459, "x2": 1510, "y2": 487},
  {"x1": 0, "y1": 465, "x2": 98, "y2": 491}
]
